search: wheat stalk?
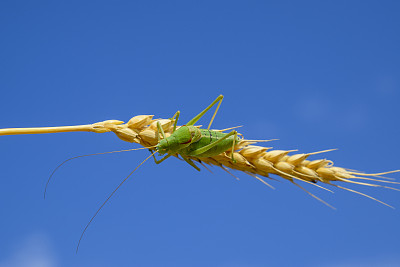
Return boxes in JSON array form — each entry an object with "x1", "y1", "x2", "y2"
[{"x1": 1, "y1": 115, "x2": 399, "y2": 208}]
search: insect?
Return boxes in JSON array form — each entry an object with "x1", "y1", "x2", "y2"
[
  {"x1": 150, "y1": 95, "x2": 240, "y2": 168},
  {"x1": 1, "y1": 94, "x2": 399, "y2": 251}
]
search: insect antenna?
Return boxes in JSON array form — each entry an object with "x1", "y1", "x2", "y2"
[
  {"x1": 44, "y1": 146, "x2": 156, "y2": 199},
  {"x1": 76, "y1": 150, "x2": 157, "y2": 253}
]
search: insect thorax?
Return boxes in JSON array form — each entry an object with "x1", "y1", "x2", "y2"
[{"x1": 157, "y1": 126, "x2": 201, "y2": 154}]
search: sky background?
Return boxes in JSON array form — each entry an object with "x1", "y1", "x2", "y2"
[{"x1": 1, "y1": 1, "x2": 400, "y2": 266}]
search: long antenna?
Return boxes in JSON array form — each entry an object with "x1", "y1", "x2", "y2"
[
  {"x1": 76, "y1": 151, "x2": 157, "y2": 253},
  {"x1": 44, "y1": 146, "x2": 156, "y2": 199}
]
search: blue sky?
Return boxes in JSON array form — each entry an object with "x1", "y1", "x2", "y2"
[{"x1": 1, "y1": 1, "x2": 399, "y2": 266}]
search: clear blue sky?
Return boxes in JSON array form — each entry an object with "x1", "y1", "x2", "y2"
[{"x1": 1, "y1": 1, "x2": 399, "y2": 266}]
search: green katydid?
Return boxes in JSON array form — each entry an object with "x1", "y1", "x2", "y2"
[{"x1": 151, "y1": 94, "x2": 240, "y2": 169}]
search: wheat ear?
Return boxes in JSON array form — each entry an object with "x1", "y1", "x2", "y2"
[{"x1": 1, "y1": 115, "x2": 399, "y2": 207}]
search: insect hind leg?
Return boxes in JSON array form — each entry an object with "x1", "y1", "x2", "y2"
[
  {"x1": 189, "y1": 130, "x2": 238, "y2": 162},
  {"x1": 186, "y1": 95, "x2": 224, "y2": 130}
]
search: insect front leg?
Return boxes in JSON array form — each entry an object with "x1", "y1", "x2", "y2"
[
  {"x1": 149, "y1": 121, "x2": 173, "y2": 164},
  {"x1": 151, "y1": 152, "x2": 172, "y2": 164}
]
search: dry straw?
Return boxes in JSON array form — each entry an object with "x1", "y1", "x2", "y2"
[{"x1": 1, "y1": 115, "x2": 399, "y2": 208}]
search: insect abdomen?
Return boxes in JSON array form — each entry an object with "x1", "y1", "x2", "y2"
[{"x1": 182, "y1": 129, "x2": 236, "y2": 157}]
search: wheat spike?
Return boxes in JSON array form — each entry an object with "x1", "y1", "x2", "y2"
[
  {"x1": 1, "y1": 115, "x2": 399, "y2": 207},
  {"x1": 113, "y1": 115, "x2": 399, "y2": 207}
]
